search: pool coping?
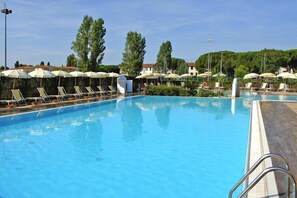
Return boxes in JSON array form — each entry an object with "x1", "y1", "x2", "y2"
[{"x1": 246, "y1": 101, "x2": 279, "y2": 197}]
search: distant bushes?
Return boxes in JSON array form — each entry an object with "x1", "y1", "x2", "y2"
[
  {"x1": 145, "y1": 85, "x2": 192, "y2": 96},
  {"x1": 145, "y1": 85, "x2": 225, "y2": 97}
]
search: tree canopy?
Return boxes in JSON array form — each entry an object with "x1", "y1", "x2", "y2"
[
  {"x1": 66, "y1": 54, "x2": 77, "y2": 66},
  {"x1": 121, "y1": 31, "x2": 146, "y2": 76},
  {"x1": 195, "y1": 49, "x2": 297, "y2": 77},
  {"x1": 155, "y1": 41, "x2": 173, "y2": 73},
  {"x1": 71, "y1": 15, "x2": 106, "y2": 71}
]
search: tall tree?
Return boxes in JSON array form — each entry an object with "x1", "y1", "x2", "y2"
[
  {"x1": 66, "y1": 54, "x2": 77, "y2": 66},
  {"x1": 40, "y1": 61, "x2": 45, "y2": 66},
  {"x1": 155, "y1": 41, "x2": 172, "y2": 73},
  {"x1": 72, "y1": 15, "x2": 106, "y2": 71},
  {"x1": 47, "y1": 62, "x2": 50, "y2": 66},
  {"x1": 121, "y1": 31, "x2": 146, "y2": 76},
  {"x1": 14, "y1": 60, "x2": 19, "y2": 68}
]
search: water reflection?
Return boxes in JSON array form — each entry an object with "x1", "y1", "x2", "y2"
[{"x1": 121, "y1": 100, "x2": 143, "y2": 142}]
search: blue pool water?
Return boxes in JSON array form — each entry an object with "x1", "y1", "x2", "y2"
[{"x1": 0, "y1": 95, "x2": 295, "y2": 197}]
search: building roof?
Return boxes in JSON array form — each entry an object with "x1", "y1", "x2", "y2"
[{"x1": 142, "y1": 64, "x2": 155, "y2": 68}]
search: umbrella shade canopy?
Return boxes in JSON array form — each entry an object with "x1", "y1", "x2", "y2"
[
  {"x1": 212, "y1": 73, "x2": 226, "y2": 78},
  {"x1": 52, "y1": 70, "x2": 71, "y2": 77},
  {"x1": 2, "y1": 69, "x2": 31, "y2": 79},
  {"x1": 276, "y1": 72, "x2": 297, "y2": 79},
  {"x1": 165, "y1": 74, "x2": 180, "y2": 78},
  {"x1": 180, "y1": 73, "x2": 192, "y2": 78},
  {"x1": 108, "y1": 72, "x2": 119, "y2": 77},
  {"x1": 69, "y1": 71, "x2": 87, "y2": 77},
  {"x1": 29, "y1": 69, "x2": 55, "y2": 78},
  {"x1": 52, "y1": 70, "x2": 71, "y2": 86},
  {"x1": 259, "y1": 73, "x2": 276, "y2": 78},
  {"x1": 243, "y1": 73, "x2": 259, "y2": 79},
  {"x1": 29, "y1": 69, "x2": 55, "y2": 87},
  {"x1": 97, "y1": 72, "x2": 108, "y2": 78},
  {"x1": 85, "y1": 71, "x2": 99, "y2": 78},
  {"x1": 136, "y1": 74, "x2": 154, "y2": 79},
  {"x1": 2, "y1": 69, "x2": 31, "y2": 90},
  {"x1": 197, "y1": 72, "x2": 212, "y2": 78}
]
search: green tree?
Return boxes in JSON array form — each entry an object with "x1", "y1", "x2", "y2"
[
  {"x1": 155, "y1": 41, "x2": 172, "y2": 73},
  {"x1": 98, "y1": 65, "x2": 120, "y2": 73},
  {"x1": 72, "y1": 15, "x2": 106, "y2": 71},
  {"x1": 234, "y1": 65, "x2": 249, "y2": 78},
  {"x1": 121, "y1": 31, "x2": 146, "y2": 76},
  {"x1": 40, "y1": 61, "x2": 45, "y2": 66},
  {"x1": 14, "y1": 60, "x2": 20, "y2": 68},
  {"x1": 176, "y1": 59, "x2": 187, "y2": 75},
  {"x1": 47, "y1": 62, "x2": 50, "y2": 66},
  {"x1": 66, "y1": 54, "x2": 77, "y2": 66}
]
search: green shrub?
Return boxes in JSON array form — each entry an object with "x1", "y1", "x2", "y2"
[
  {"x1": 196, "y1": 89, "x2": 225, "y2": 97},
  {"x1": 145, "y1": 85, "x2": 192, "y2": 96}
]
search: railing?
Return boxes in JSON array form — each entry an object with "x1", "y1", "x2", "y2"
[
  {"x1": 248, "y1": 93, "x2": 258, "y2": 104},
  {"x1": 229, "y1": 153, "x2": 295, "y2": 198}
]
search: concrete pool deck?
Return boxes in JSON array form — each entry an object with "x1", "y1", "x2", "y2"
[{"x1": 247, "y1": 100, "x2": 297, "y2": 198}]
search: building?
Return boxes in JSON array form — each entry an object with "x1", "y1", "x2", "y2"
[
  {"x1": 141, "y1": 64, "x2": 155, "y2": 74},
  {"x1": 187, "y1": 62, "x2": 198, "y2": 76}
]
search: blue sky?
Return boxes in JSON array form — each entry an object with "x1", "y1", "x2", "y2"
[{"x1": 0, "y1": 0, "x2": 296, "y2": 67}]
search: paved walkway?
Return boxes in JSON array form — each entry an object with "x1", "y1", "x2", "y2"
[{"x1": 260, "y1": 101, "x2": 297, "y2": 197}]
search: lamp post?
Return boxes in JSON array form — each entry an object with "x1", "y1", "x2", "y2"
[
  {"x1": 1, "y1": 3, "x2": 12, "y2": 70},
  {"x1": 207, "y1": 38, "x2": 213, "y2": 81}
]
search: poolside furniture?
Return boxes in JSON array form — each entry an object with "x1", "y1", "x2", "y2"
[
  {"x1": 97, "y1": 86, "x2": 110, "y2": 95},
  {"x1": 74, "y1": 86, "x2": 92, "y2": 97},
  {"x1": 108, "y1": 85, "x2": 117, "y2": 94},
  {"x1": 11, "y1": 89, "x2": 41, "y2": 105},
  {"x1": 277, "y1": 83, "x2": 286, "y2": 92},
  {"x1": 58, "y1": 86, "x2": 82, "y2": 99},
  {"x1": 86, "y1": 86, "x2": 101, "y2": 96},
  {"x1": 37, "y1": 87, "x2": 65, "y2": 102},
  {"x1": 214, "y1": 82, "x2": 224, "y2": 90},
  {"x1": 259, "y1": 83, "x2": 268, "y2": 91},
  {"x1": 240, "y1": 82, "x2": 252, "y2": 91},
  {"x1": 266, "y1": 84, "x2": 276, "y2": 92}
]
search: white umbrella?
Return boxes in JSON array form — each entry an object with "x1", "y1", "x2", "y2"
[
  {"x1": 212, "y1": 73, "x2": 226, "y2": 78},
  {"x1": 180, "y1": 73, "x2": 192, "y2": 78},
  {"x1": 29, "y1": 69, "x2": 55, "y2": 87},
  {"x1": 85, "y1": 71, "x2": 99, "y2": 85},
  {"x1": 108, "y1": 72, "x2": 119, "y2": 85},
  {"x1": 2, "y1": 69, "x2": 31, "y2": 89},
  {"x1": 69, "y1": 71, "x2": 87, "y2": 86},
  {"x1": 52, "y1": 70, "x2": 71, "y2": 86},
  {"x1": 277, "y1": 72, "x2": 297, "y2": 79},
  {"x1": 243, "y1": 73, "x2": 259, "y2": 79},
  {"x1": 259, "y1": 73, "x2": 276, "y2": 78},
  {"x1": 97, "y1": 72, "x2": 108, "y2": 86},
  {"x1": 197, "y1": 72, "x2": 212, "y2": 78},
  {"x1": 165, "y1": 74, "x2": 180, "y2": 78},
  {"x1": 97, "y1": 72, "x2": 108, "y2": 78},
  {"x1": 108, "y1": 72, "x2": 119, "y2": 78}
]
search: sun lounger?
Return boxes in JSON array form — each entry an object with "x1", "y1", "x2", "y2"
[
  {"x1": 74, "y1": 86, "x2": 92, "y2": 97},
  {"x1": 214, "y1": 82, "x2": 224, "y2": 90},
  {"x1": 108, "y1": 85, "x2": 117, "y2": 94},
  {"x1": 37, "y1": 87, "x2": 65, "y2": 102},
  {"x1": 86, "y1": 86, "x2": 101, "y2": 96},
  {"x1": 11, "y1": 89, "x2": 41, "y2": 105},
  {"x1": 97, "y1": 86, "x2": 110, "y2": 95},
  {"x1": 259, "y1": 83, "x2": 268, "y2": 91},
  {"x1": 58, "y1": 86, "x2": 81, "y2": 99}
]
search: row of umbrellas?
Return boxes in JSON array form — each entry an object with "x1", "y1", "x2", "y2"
[
  {"x1": 136, "y1": 72, "x2": 225, "y2": 79},
  {"x1": 0, "y1": 69, "x2": 120, "y2": 88},
  {"x1": 243, "y1": 72, "x2": 297, "y2": 80}
]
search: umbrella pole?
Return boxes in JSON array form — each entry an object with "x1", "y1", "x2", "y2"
[{"x1": 58, "y1": 77, "x2": 61, "y2": 86}]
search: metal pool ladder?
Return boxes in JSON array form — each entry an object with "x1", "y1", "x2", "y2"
[{"x1": 229, "y1": 153, "x2": 296, "y2": 198}]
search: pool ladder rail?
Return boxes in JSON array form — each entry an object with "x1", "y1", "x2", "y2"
[{"x1": 229, "y1": 153, "x2": 296, "y2": 198}]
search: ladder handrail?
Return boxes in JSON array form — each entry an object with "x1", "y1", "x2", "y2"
[
  {"x1": 248, "y1": 93, "x2": 258, "y2": 103},
  {"x1": 229, "y1": 153, "x2": 289, "y2": 198},
  {"x1": 238, "y1": 166, "x2": 296, "y2": 198}
]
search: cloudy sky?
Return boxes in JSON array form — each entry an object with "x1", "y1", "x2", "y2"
[{"x1": 0, "y1": 0, "x2": 296, "y2": 67}]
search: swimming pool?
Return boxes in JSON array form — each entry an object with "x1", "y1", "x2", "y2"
[{"x1": 0, "y1": 95, "x2": 295, "y2": 197}]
